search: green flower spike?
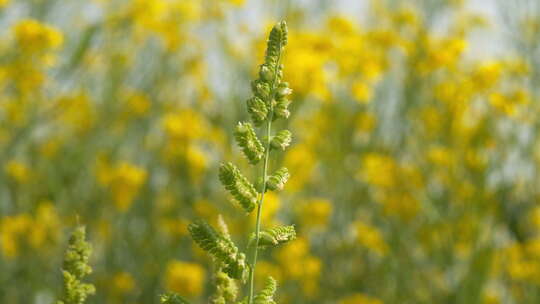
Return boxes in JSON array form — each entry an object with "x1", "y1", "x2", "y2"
[
  {"x1": 57, "y1": 226, "x2": 95, "y2": 304},
  {"x1": 219, "y1": 162, "x2": 258, "y2": 213},
  {"x1": 266, "y1": 167, "x2": 290, "y2": 191},
  {"x1": 270, "y1": 130, "x2": 292, "y2": 151},
  {"x1": 253, "y1": 277, "x2": 277, "y2": 304},
  {"x1": 234, "y1": 122, "x2": 265, "y2": 164},
  {"x1": 188, "y1": 220, "x2": 249, "y2": 281},
  {"x1": 250, "y1": 225, "x2": 296, "y2": 249}
]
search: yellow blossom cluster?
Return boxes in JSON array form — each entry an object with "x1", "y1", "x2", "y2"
[
  {"x1": 164, "y1": 260, "x2": 206, "y2": 297},
  {"x1": 0, "y1": 202, "x2": 60, "y2": 258},
  {"x1": 96, "y1": 158, "x2": 147, "y2": 212}
]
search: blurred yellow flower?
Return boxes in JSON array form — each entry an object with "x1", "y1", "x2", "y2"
[
  {"x1": 275, "y1": 237, "x2": 321, "y2": 293},
  {"x1": 504, "y1": 240, "x2": 540, "y2": 284},
  {"x1": 194, "y1": 199, "x2": 218, "y2": 220},
  {"x1": 283, "y1": 31, "x2": 332, "y2": 99},
  {"x1": 164, "y1": 260, "x2": 205, "y2": 297},
  {"x1": 163, "y1": 110, "x2": 207, "y2": 140},
  {"x1": 420, "y1": 37, "x2": 467, "y2": 73},
  {"x1": 488, "y1": 88, "x2": 529, "y2": 116},
  {"x1": 160, "y1": 218, "x2": 189, "y2": 238},
  {"x1": 125, "y1": 91, "x2": 151, "y2": 118},
  {"x1": 129, "y1": 0, "x2": 167, "y2": 30},
  {"x1": 360, "y1": 154, "x2": 397, "y2": 188},
  {"x1": 284, "y1": 144, "x2": 316, "y2": 191},
  {"x1": 226, "y1": 0, "x2": 245, "y2": 6},
  {"x1": 483, "y1": 291, "x2": 501, "y2": 304},
  {"x1": 301, "y1": 256, "x2": 322, "y2": 296},
  {"x1": 354, "y1": 221, "x2": 388, "y2": 256},
  {"x1": 97, "y1": 159, "x2": 147, "y2": 211},
  {"x1": 427, "y1": 146, "x2": 453, "y2": 167},
  {"x1": 13, "y1": 19, "x2": 63, "y2": 52},
  {"x1": 471, "y1": 61, "x2": 503, "y2": 91},
  {"x1": 255, "y1": 261, "x2": 283, "y2": 287},
  {"x1": 392, "y1": 8, "x2": 419, "y2": 28},
  {"x1": 327, "y1": 16, "x2": 355, "y2": 35},
  {"x1": 251, "y1": 192, "x2": 280, "y2": 225},
  {"x1": 0, "y1": 214, "x2": 31, "y2": 258},
  {"x1": 530, "y1": 206, "x2": 540, "y2": 228},
  {"x1": 56, "y1": 92, "x2": 96, "y2": 134},
  {"x1": 340, "y1": 293, "x2": 383, "y2": 304},
  {"x1": 128, "y1": 0, "x2": 201, "y2": 50},
  {"x1": 4, "y1": 160, "x2": 31, "y2": 184},
  {"x1": 112, "y1": 271, "x2": 136, "y2": 294},
  {"x1": 298, "y1": 198, "x2": 332, "y2": 228},
  {"x1": 0, "y1": 201, "x2": 60, "y2": 258},
  {"x1": 28, "y1": 202, "x2": 61, "y2": 249},
  {"x1": 185, "y1": 145, "x2": 208, "y2": 182},
  {"x1": 355, "y1": 112, "x2": 377, "y2": 134},
  {"x1": 351, "y1": 81, "x2": 373, "y2": 104}
]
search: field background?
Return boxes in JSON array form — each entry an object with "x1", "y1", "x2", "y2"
[{"x1": 2, "y1": 0, "x2": 540, "y2": 303}]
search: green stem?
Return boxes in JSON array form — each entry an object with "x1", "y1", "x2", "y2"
[
  {"x1": 248, "y1": 30, "x2": 283, "y2": 303},
  {"x1": 248, "y1": 117, "x2": 272, "y2": 304}
]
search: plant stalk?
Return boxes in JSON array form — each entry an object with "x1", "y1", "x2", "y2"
[
  {"x1": 248, "y1": 116, "x2": 272, "y2": 304},
  {"x1": 248, "y1": 32, "x2": 282, "y2": 303}
]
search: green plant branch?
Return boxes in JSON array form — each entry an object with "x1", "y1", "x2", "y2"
[
  {"x1": 248, "y1": 21, "x2": 287, "y2": 304},
  {"x1": 248, "y1": 22, "x2": 286, "y2": 301},
  {"x1": 249, "y1": 114, "x2": 272, "y2": 304},
  {"x1": 180, "y1": 21, "x2": 291, "y2": 304}
]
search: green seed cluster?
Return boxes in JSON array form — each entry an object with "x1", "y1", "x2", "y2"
[
  {"x1": 168, "y1": 21, "x2": 296, "y2": 304},
  {"x1": 188, "y1": 220, "x2": 249, "y2": 281},
  {"x1": 251, "y1": 225, "x2": 296, "y2": 249},
  {"x1": 266, "y1": 167, "x2": 290, "y2": 191},
  {"x1": 57, "y1": 226, "x2": 95, "y2": 304},
  {"x1": 219, "y1": 162, "x2": 258, "y2": 213},
  {"x1": 234, "y1": 122, "x2": 265, "y2": 164},
  {"x1": 253, "y1": 277, "x2": 277, "y2": 304},
  {"x1": 211, "y1": 269, "x2": 240, "y2": 304},
  {"x1": 247, "y1": 21, "x2": 291, "y2": 125},
  {"x1": 270, "y1": 130, "x2": 292, "y2": 151}
]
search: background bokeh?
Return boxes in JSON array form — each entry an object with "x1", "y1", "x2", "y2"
[{"x1": 2, "y1": 0, "x2": 540, "y2": 303}]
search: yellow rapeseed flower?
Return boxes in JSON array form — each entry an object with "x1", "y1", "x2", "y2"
[
  {"x1": 255, "y1": 261, "x2": 283, "y2": 287},
  {"x1": 298, "y1": 198, "x2": 332, "y2": 228},
  {"x1": 0, "y1": 214, "x2": 31, "y2": 258},
  {"x1": 471, "y1": 61, "x2": 503, "y2": 91},
  {"x1": 0, "y1": 201, "x2": 59, "y2": 258},
  {"x1": 284, "y1": 144, "x2": 316, "y2": 191},
  {"x1": 251, "y1": 192, "x2": 281, "y2": 225},
  {"x1": 360, "y1": 153, "x2": 397, "y2": 188},
  {"x1": 97, "y1": 159, "x2": 147, "y2": 212},
  {"x1": 488, "y1": 88, "x2": 529, "y2": 117},
  {"x1": 427, "y1": 146, "x2": 453, "y2": 167},
  {"x1": 125, "y1": 91, "x2": 151, "y2": 117},
  {"x1": 163, "y1": 110, "x2": 207, "y2": 140},
  {"x1": 164, "y1": 260, "x2": 206, "y2": 297},
  {"x1": 354, "y1": 221, "x2": 388, "y2": 256},
  {"x1": 340, "y1": 293, "x2": 383, "y2": 304},
  {"x1": 0, "y1": 0, "x2": 10, "y2": 8},
  {"x1": 28, "y1": 201, "x2": 61, "y2": 250},
  {"x1": 13, "y1": 19, "x2": 63, "y2": 52},
  {"x1": 351, "y1": 81, "x2": 373, "y2": 104},
  {"x1": 112, "y1": 272, "x2": 136, "y2": 295},
  {"x1": 226, "y1": 0, "x2": 245, "y2": 6},
  {"x1": 4, "y1": 160, "x2": 31, "y2": 183},
  {"x1": 56, "y1": 92, "x2": 96, "y2": 134}
]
